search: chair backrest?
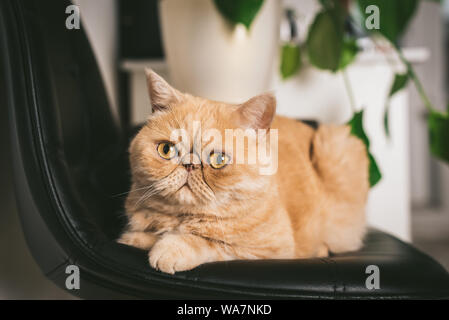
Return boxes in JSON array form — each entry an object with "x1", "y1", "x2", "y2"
[{"x1": 0, "y1": 0, "x2": 129, "y2": 276}]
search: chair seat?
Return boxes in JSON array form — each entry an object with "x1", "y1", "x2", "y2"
[
  {"x1": 2, "y1": 0, "x2": 449, "y2": 300},
  {"x1": 60, "y1": 228, "x2": 448, "y2": 299}
]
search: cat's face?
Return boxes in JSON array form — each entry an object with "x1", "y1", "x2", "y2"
[{"x1": 128, "y1": 70, "x2": 276, "y2": 214}]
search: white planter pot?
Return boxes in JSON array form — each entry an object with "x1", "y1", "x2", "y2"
[{"x1": 159, "y1": 0, "x2": 281, "y2": 103}]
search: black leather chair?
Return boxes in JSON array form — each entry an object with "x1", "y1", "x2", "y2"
[{"x1": 1, "y1": 0, "x2": 449, "y2": 299}]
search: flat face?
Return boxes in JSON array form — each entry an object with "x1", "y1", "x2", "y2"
[{"x1": 129, "y1": 97, "x2": 272, "y2": 213}]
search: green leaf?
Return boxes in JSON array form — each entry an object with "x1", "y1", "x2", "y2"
[
  {"x1": 319, "y1": 0, "x2": 344, "y2": 9},
  {"x1": 347, "y1": 110, "x2": 382, "y2": 187},
  {"x1": 280, "y1": 43, "x2": 302, "y2": 80},
  {"x1": 428, "y1": 110, "x2": 449, "y2": 164},
  {"x1": 383, "y1": 73, "x2": 410, "y2": 137},
  {"x1": 348, "y1": 111, "x2": 370, "y2": 148},
  {"x1": 318, "y1": 0, "x2": 334, "y2": 8},
  {"x1": 357, "y1": 0, "x2": 419, "y2": 43},
  {"x1": 338, "y1": 37, "x2": 360, "y2": 70},
  {"x1": 213, "y1": 0, "x2": 264, "y2": 29},
  {"x1": 384, "y1": 106, "x2": 390, "y2": 138},
  {"x1": 306, "y1": 8, "x2": 344, "y2": 72},
  {"x1": 389, "y1": 73, "x2": 409, "y2": 97},
  {"x1": 367, "y1": 153, "x2": 382, "y2": 187}
]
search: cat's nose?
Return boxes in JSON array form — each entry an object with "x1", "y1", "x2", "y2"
[
  {"x1": 183, "y1": 163, "x2": 199, "y2": 172},
  {"x1": 181, "y1": 153, "x2": 201, "y2": 172}
]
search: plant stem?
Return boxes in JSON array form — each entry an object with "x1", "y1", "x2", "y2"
[
  {"x1": 394, "y1": 44, "x2": 434, "y2": 113},
  {"x1": 342, "y1": 69, "x2": 357, "y2": 113}
]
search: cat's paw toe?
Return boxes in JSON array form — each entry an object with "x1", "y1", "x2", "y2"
[{"x1": 149, "y1": 234, "x2": 200, "y2": 274}]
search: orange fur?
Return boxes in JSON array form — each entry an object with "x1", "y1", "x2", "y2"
[{"x1": 117, "y1": 70, "x2": 369, "y2": 274}]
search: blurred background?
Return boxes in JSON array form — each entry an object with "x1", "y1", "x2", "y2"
[{"x1": 1, "y1": 0, "x2": 448, "y2": 299}]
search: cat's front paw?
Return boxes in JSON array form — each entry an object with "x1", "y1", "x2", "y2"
[
  {"x1": 149, "y1": 233, "x2": 203, "y2": 274},
  {"x1": 117, "y1": 231, "x2": 157, "y2": 250}
]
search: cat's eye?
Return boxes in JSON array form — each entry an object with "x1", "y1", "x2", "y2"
[
  {"x1": 209, "y1": 152, "x2": 229, "y2": 169},
  {"x1": 157, "y1": 142, "x2": 177, "y2": 160}
]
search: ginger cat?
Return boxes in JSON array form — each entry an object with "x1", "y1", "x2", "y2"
[{"x1": 118, "y1": 69, "x2": 369, "y2": 274}]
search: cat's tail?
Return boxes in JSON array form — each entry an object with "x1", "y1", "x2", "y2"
[
  {"x1": 311, "y1": 125, "x2": 370, "y2": 198},
  {"x1": 311, "y1": 124, "x2": 370, "y2": 253}
]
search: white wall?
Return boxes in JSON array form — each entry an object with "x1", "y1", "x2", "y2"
[
  {"x1": 403, "y1": 1, "x2": 447, "y2": 208},
  {"x1": 73, "y1": 0, "x2": 119, "y2": 119}
]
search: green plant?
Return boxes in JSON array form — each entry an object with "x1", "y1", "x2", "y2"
[
  {"x1": 213, "y1": 0, "x2": 264, "y2": 29},
  {"x1": 213, "y1": 0, "x2": 449, "y2": 187}
]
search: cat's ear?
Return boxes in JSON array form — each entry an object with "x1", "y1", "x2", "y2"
[
  {"x1": 145, "y1": 68, "x2": 183, "y2": 112},
  {"x1": 235, "y1": 93, "x2": 276, "y2": 129}
]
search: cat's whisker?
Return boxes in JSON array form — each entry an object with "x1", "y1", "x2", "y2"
[
  {"x1": 139, "y1": 187, "x2": 159, "y2": 203},
  {"x1": 111, "y1": 184, "x2": 157, "y2": 198},
  {"x1": 133, "y1": 184, "x2": 160, "y2": 209}
]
